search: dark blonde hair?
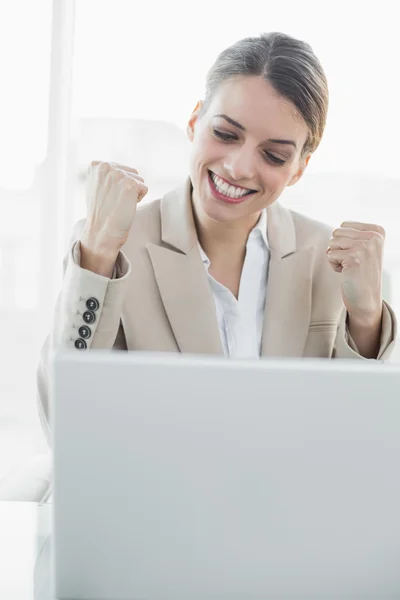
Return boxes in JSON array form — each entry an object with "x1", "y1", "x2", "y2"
[{"x1": 202, "y1": 32, "x2": 329, "y2": 155}]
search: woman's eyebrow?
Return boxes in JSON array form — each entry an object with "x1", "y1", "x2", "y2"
[
  {"x1": 213, "y1": 114, "x2": 297, "y2": 149},
  {"x1": 214, "y1": 114, "x2": 246, "y2": 131}
]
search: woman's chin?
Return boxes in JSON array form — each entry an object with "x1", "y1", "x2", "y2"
[
  {"x1": 202, "y1": 201, "x2": 234, "y2": 222},
  {"x1": 199, "y1": 194, "x2": 242, "y2": 222}
]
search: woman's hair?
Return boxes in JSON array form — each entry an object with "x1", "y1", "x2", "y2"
[{"x1": 202, "y1": 32, "x2": 329, "y2": 156}]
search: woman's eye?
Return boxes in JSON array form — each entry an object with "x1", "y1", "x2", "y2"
[
  {"x1": 265, "y1": 152, "x2": 285, "y2": 165},
  {"x1": 213, "y1": 129, "x2": 286, "y2": 166},
  {"x1": 213, "y1": 128, "x2": 236, "y2": 141}
]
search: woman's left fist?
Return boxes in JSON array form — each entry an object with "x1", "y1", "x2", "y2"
[{"x1": 326, "y1": 222, "x2": 384, "y2": 323}]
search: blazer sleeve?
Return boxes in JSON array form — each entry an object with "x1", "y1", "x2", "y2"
[
  {"x1": 333, "y1": 300, "x2": 397, "y2": 361},
  {"x1": 36, "y1": 222, "x2": 131, "y2": 443}
]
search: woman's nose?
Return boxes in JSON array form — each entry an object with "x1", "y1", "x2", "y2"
[{"x1": 223, "y1": 146, "x2": 256, "y2": 182}]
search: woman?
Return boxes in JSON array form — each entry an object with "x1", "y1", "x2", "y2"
[{"x1": 37, "y1": 32, "x2": 396, "y2": 438}]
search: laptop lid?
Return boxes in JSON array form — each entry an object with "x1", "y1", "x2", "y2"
[{"x1": 52, "y1": 351, "x2": 400, "y2": 599}]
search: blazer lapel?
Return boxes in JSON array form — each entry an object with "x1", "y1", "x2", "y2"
[
  {"x1": 261, "y1": 202, "x2": 313, "y2": 357},
  {"x1": 130, "y1": 178, "x2": 312, "y2": 358},
  {"x1": 147, "y1": 180, "x2": 223, "y2": 356}
]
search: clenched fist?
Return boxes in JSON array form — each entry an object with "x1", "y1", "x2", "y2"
[
  {"x1": 326, "y1": 221, "x2": 384, "y2": 324},
  {"x1": 80, "y1": 161, "x2": 148, "y2": 277}
]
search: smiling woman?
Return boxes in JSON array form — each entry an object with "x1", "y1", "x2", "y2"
[
  {"x1": 188, "y1": 76, "x2": 312, "y2": 226},
  {"x1": 37, "y1": 31, "x2": 397, "y2": 439}
]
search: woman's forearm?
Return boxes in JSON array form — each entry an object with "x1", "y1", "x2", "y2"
[{"x1": 347, "y1": 308, "x2": 383, "y2": 359}]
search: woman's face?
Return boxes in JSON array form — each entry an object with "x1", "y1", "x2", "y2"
[{"x1": 187, "y1": 75, "x2": 311, "y2": 223}]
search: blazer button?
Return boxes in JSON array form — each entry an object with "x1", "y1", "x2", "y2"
[
  {"x1": 74, "y1": 338, "x2": 87, "y2": 350},
  {"x1": 83, "y1": 310, "x2": 96, "y2": 325},
  {"x1": 86, "y1": 297, "x2": 99, "y2": 311},
  {"x1": 78, "y1": 325, "x2": 91, "y2": 339}
]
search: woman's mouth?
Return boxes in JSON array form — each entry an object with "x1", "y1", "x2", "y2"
[{"x1": 207, "y1": 170, "x2": 256, "y2": 204}]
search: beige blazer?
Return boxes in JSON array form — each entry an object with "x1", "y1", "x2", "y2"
[{"x1": 37, "y1": 178, "x2": 397, "y2": 439}]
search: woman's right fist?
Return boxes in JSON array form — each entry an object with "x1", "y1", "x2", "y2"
[
  {"x1": 79, "y1": 161, "x2": 148, "y2": 277},
  {"x1": 81, "y1": 161, "x2": 148, "y2": 255}
]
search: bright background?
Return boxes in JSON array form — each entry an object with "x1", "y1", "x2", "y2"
[{"x1": 1, "y1": 0, "x2": 400, "y2": 479}]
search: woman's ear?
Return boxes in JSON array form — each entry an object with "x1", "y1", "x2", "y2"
[
  {"x1": 287, "y1": 154, "x2": 311, "y2": 187},
  {"x1": 187, "y1": 100, "x2": 204, "y2": 141}
]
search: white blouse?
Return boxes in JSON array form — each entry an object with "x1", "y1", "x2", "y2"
[{"x1": 198, "y1": 210, "x2": 270, "y2": 358}]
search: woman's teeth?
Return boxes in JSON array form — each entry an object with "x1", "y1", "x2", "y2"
[{"x1": 210, "y1": 171, "x2": 253, "y2": 198}]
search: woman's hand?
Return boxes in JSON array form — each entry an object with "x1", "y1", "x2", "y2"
[
  {"x1": 80, "y1": 161, "x2": 148, "y2": 277},
  {"x1": 326, "y1": 222, "x2": 385, "y2": 357},
  {"x1": 326, "y1": 221, "x2": 384, "y2": 323}
]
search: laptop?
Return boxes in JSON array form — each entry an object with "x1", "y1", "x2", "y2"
[{"x1": 51, "y1": 351, "x2": 400, "y2": 599}]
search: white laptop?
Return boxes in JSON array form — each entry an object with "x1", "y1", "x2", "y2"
[{"x1": 51, "y1": 351, "x2": 400, "y2": 599}]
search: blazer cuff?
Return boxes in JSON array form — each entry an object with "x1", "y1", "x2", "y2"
[
  {"x1": 335, "y1": 300, "x2": 397, "y2": 361},
  {"x1": 59, "y1": 241, "x2": 131, "y2": 349}
]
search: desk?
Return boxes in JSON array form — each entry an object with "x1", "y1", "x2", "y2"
[{"x1": 0, "y1": 502, "x2": 52, "y2": 600}]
